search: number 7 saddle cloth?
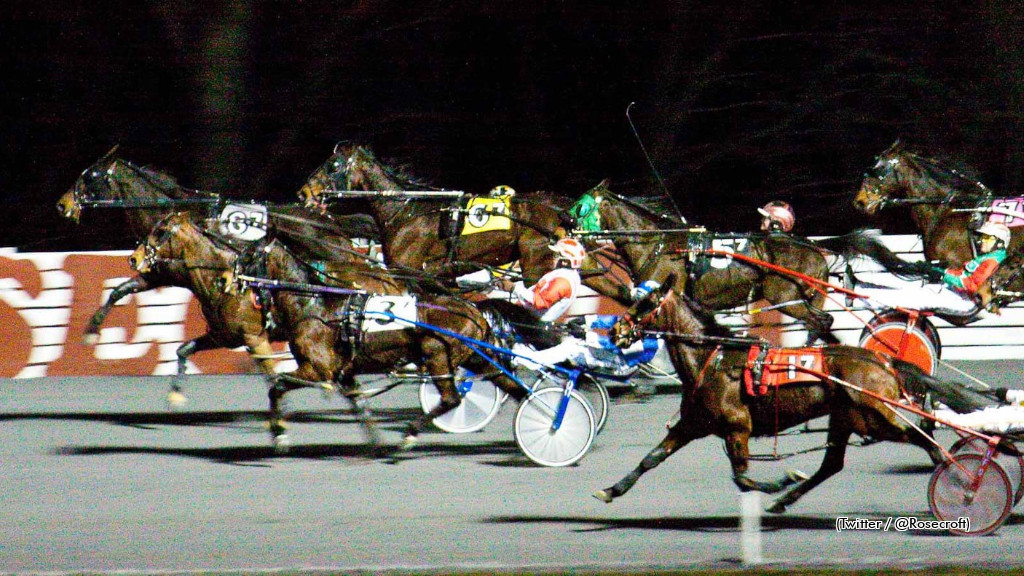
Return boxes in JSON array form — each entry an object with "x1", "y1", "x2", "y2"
[{"x1": 743, "y1": 345, "x2": 828, "y2": 396}]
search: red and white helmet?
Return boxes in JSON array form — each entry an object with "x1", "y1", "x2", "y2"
[
  {"x1": 758, "y1": 200, "x2": 795, "y2": 232},
  {"x1": 976, "y1": 221, "x2": 1011, "y2": 246},
  {"x1": 550, "y1": 237, "x2": 587, "y2": 269}
]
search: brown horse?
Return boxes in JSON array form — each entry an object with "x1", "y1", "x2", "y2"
[
  {"x1": 852, "y1": 141, "x2": 1018, "y2": 270},
  {"x1": 567, "y1": 181, "x2": 925, "y2": 345},
  {"x1": 128, "y1": 205, "x2": 376, "y2": 404},
  {"x1": 297, "y1": 143, "x2": 568, "y2": 285},
  {"x1": 228, "y1": 226, "x2": 533, "y2": 448},
  {"x1": 592, "y1": 274, "x2": 942, "y2": 513},
  {"x1": 58, "y1": 150, "x2": 377, "y2": 387}
]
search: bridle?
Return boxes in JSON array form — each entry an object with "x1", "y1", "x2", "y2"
[{"x1": 614, "y1": 288, "x2": 673, "y2": 348}]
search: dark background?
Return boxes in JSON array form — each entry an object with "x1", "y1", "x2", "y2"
[{"x1": 3, "y1": 1, "x2": 1023, "y2": 251}]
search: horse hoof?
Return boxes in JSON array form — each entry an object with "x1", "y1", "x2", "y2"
[
  {"x1": 785, "y1": 468, "x2": 809, "y2": 484},
  {"x1": 167, "y1": 391, "x2": 188, "y2": 408},
  {"x1": 592, "y1": 489, "x2": 614, "y2": 503},
  {"x1": 273, "y1": 434, "x2": 291, "y2": 453},
  {"x1": 82, "y1": 332, "x2": 99, "y2": 346},
  {"x1": 401, "y1": 435, "x2": 417, "y2": 451}
]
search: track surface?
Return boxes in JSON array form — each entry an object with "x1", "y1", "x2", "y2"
[{"x1": 3, "y1": 361, "x2": 1024, "y2": 574}]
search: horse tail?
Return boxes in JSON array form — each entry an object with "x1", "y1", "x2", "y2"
[
  {"x1": 890, "y1": 357, "x2": 998, "y2": 413},
  {"x1": 476, "y1": 299, "x2": 564, "y2": 350},
  {"x1": 814, "y1": 229, "x2": 934, "y2": 281}
]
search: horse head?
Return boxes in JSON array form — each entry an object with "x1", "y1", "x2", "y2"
[
  {"x1": 565, "y1": 179, "x2": 611, "y2": 233},
  {"x1": 853, "y1": 142, "x2": 908, "y2": 215},
  {"x1": 129, "y1": 211, "x2": 193, "y2": 274},
  {"x1": 298, "y1": 143, "x2": 377, "y2": 209},
  {"x1": 57, "y1": 146, "x2": 121, "y2": 222},
  {"x1": 612, "y1": 272, "x2": 677, "y2": 348}
]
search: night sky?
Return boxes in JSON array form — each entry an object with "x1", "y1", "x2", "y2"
[{"x1": 3, "y1": 2, "x2": 1023, "y2": 250}]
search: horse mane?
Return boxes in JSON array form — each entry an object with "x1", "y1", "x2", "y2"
[
  {"x1": 886, "y1": 142, "x2": 989, "y2": 196},
  {"x1": 593, "y1": 182, "x2": 687, "y2": 229},
  {"x1": 117, "y1": 159, "x2": 219, "y2": 201}
]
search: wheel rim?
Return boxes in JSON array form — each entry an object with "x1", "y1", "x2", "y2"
[
  {"x1": 535, "y1": 375, "x2": 609, "y2": 434},
  {"x1": 514, "y1": 388, "x2": 595, "y2": 467},
  {"x1": 418, "y1": 368, "x2": 503, "y2": 434},
  {"x1": 951, "y1": 436, "x2": 1024, "y2": 505},
  {"x1": 929, "y1": 453, "x2": 1013, "y2": 536}
]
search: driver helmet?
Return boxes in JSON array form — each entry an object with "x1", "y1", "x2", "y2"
[
  {"x1": 758, "y1": 200, "x2": 795, "y2": 232},
  {"x1": 489, "y1": 185, "x2": 515, "y2": 198},
  {"x1": 976, "y1": 221, "x2": 1011, "y2": 247},
  {"x1": 550, "y1": 237, "x2": 586, "y2": 269}
]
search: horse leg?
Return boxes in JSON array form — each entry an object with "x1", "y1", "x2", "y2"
[
  {"x1": 592, "y1": 421, "x2": 690, "y2": 503},
  {"x1": 726, "y1": 428, "x2": 807, "y2": 494},
  {"x1": 83, "y1": 276, "x2": 151, "y2": 345},
  {"x1": 337, "y1": 371, "x2": 381, "y2": 450},
  {"x1": 402, "y1": 370, "x2": 462, "y2": 450},
  {"x1": 266, "y1": 370, "x2": 322, "y2": 451},
  {"x1": 167, "y1": 334, "x2": 221, "y2": 407},
  {"x1": 766, "y1": 421, "x2": 853, "y2": 513}
]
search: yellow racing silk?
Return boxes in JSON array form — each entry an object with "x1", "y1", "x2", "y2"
[{"x1": 461, "y1": 195, "x2": 512, "y2": 235}]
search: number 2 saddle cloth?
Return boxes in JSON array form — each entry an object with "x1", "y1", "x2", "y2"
[{"x1": 743, "y1": 345, "x2": 827, "y2": 397}]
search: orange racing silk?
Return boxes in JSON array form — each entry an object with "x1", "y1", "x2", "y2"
[{"x1": 744, "y1": 346, "x2": 827, "y2": 396}]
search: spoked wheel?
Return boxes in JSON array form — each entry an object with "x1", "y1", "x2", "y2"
[
  {"x1": 859, "y1": 313, "x2": 941, "y2": 374},
  {"x1": 950, "y1": 436, "x2": 1024, "y2": 505},
  {"x1": 534, "y1": 373, "x2": 609, "y2": 434},
  {"x1": 514, "y1": 387, "x2": 595, "y2": 467},
  {"x1": 928, "y1": 453, "x2": 1013, "y2": 536},
  {"x1": 418, "y1": 367, "x2": 506, "y2": 434}
]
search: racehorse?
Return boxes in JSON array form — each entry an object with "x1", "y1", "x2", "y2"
[
  {"x1": 129, "y1": 211, "x2": 381, "y2": 406},
  {"x1": 566, "y1": 181, "x2": 929, "y2": 345},
  {"x1": 852, "y1": 141, "x2": 1019, "y2": 269},
  {"x1": 592, "y1": 274, "x2": 943, "y2": 513},
  {"x1": 227, "y1": 223, "x2": 537, "y2": 448},
  {"x1": 57, "y1": 150, "x2": 378, "y2": 398},
  {"x1": 297, "y1": 143, "x2": 569, "y2": 285}
]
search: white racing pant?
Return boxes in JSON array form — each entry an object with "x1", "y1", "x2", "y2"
[
  {"x1": 510, "y1": 337, "x2": 647, "y2": 376},
  {"x1": 934, "y1": 405, "x2": 1024, "y2": 434},
  {"x1": 853, "y1": 272, "x2": 979, "y2": 314}
]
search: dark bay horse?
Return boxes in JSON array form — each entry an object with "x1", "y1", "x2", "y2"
[
  {"x1": 567, "y1": 181, "x2": 927, "y2": 345},
  {"x1": 592, "y1": 275, "x2": 942, "y2": 513},
  {"x1": 129, "y1": 211, "x2": 380, "y2": 405},
  {"x1": 297, "y1": 143, "x2": 568, "y2": 285},
  {"x1": 57, "y1": 150, "x2": 377, "y2": 394},
  {"x1": 852, "y1": 141, "x2": 1019, "y2": 270},
  {"x1": 228, "y1": 226, "x2": 533, "y2": 448}
]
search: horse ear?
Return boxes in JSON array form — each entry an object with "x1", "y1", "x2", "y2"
[
  {"x1": 598, "y1": 178, "x2": 610, "y2": 188},
  {"x1": 101, "y1": 144, "x2": 119, "y2": 160}
]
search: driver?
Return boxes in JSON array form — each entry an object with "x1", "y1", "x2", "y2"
[
  {"x1": 758, "y1": 200, "x2": 795, "y2": 233},
  {"x1": 509, "y1": 240, "x2": 659, "y2": 379},
  {"x1": 852, "y1": 221, "x2": 1010, "y2": 314}
]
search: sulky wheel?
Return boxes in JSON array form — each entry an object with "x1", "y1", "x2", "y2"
[
  {"x1": 859, "y1": 314, "x2": 941, "y2": 375},
  {"x1": 928, "y1": 452, "x2": 1013, "y2": 536},
  {"x1": 514, "y1": 387, "x2": 595, "y2": 467},
  {"x1": 950, "y1": 436, "x2": 1024, "y2": 505},
  {"x1": 418, "y1": 367, "x2": 506, "y2": 434},
  {"x1": 534, "y1": 373, "x2": 609, "y2": 434}
]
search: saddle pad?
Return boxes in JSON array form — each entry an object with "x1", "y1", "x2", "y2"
[
  {"x1": 361, "y1": 294, "x2": 418, "y2": 333},
  {"x1": 707, "y1": 234, "x2": 752, "y2": 269},
  {"x1": 986, "y1": 197, "x2": 1024, "y2": 228},
  {"x1": 744, "y1": 346, "x2": 827, "y2": 396},
  {"x1": 461, "y1": 196, "x2": 512, "y2": 235},
  {"x1": 218, "y1": 203, "x2": 268, "y2": 241}
]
